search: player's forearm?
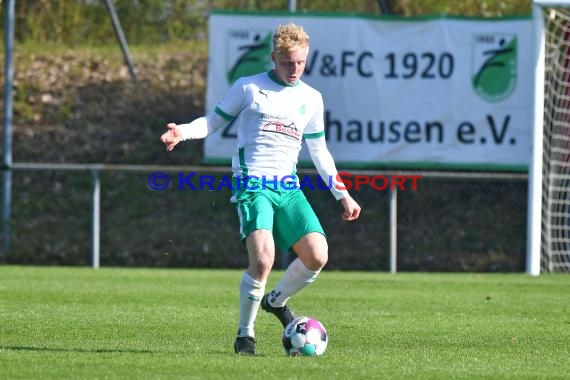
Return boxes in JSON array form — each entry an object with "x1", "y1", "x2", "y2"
[
  {"x1": 179, "y1": 113, "x2": 227, "y2": 141},
  {"x1": 306, "y1": 138, "x2": 348, "y2": 201}
]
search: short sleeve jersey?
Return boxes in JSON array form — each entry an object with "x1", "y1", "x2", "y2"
[{"x1": 214, "y1": 71, "x2": 325, "y2": 181}]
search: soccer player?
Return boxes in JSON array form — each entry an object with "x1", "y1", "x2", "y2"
[{"x1": 160, "y1": 23, "x2": 361, "y2": 355}]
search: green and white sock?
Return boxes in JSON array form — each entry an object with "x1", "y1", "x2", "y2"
[
  {"x1": 268, "y1": 258, "x2": 320, "y2": 307},
  {"x1": 237, "y1": 271, "x2": 265, "y2": 338}
]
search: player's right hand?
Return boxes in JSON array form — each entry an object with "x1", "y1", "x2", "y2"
[{"x1": 160, "y1": 123, "x2": 182, "y2": 151}]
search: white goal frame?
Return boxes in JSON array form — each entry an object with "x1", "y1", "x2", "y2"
[{"x1": 528, "y1": 0, "x2": 570, "y2": 275}]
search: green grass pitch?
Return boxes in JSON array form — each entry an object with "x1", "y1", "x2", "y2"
[{"x1": 0, "y1": 266, "x2": 568, "y2": 379}]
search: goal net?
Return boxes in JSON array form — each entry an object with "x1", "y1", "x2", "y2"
[{"x1": 529, "y1": 1, "x2": 570, "y2": 274}]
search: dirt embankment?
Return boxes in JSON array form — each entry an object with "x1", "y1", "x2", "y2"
[{"x1": 6, "y1": 50, "x2": 208, "y2": 164}]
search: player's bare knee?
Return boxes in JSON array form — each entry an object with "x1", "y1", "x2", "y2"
[
  {"x1": 247, "y1": 248, "x2": 275, "y2": 280},
  {"x1": 304, "y1": 247, "x2": 327, "y2": 271},
  {"x1": 316, "y1": 237, "x2": 329, "y2": 268},
  {"x1": 315, "y1": 250, "x2": 328, "y2": 270},
  {"x1": 249, "y1": 257, "x2": 273, "y2": 281},
  {"x1": 294, "y1": 233, "x2": 328, "y2": 271}
]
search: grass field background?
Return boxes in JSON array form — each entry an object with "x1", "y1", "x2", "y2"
[{"x1": 0, "y1": 266, "x2": 568, "y2": 379}]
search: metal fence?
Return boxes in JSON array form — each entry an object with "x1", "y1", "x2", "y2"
[{"x1": 1, "y1": 163, "x2": 528, "y2": 272}]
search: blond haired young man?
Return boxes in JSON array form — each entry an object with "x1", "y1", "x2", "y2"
[{"x1": 161, "y1": 23, "x2": 361, "y2": 355}]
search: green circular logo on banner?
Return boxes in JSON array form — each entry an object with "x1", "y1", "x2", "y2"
[{"x1": 472, "y1": 34, "x2": 517, "y2": 103}]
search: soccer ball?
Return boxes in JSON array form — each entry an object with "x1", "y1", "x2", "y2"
[{"x1": 282, "y1": 316, "x2": 328, "y2": 356}]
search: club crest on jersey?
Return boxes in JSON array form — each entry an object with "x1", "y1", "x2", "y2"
[
  {"x1": 226, "y1": 29, "x2": 273, "y2": 85},
  {"x1": 262, "y1": 121, "x2": 301, "y2": 140},
  {"x1": 471, "y1": 34, "x2": 517, "y2": 103}
]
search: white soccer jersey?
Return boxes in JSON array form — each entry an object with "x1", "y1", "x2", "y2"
[
  {"x1": 215, "y1": 71, "x2": 325, "y2": 181},
  {"x1": 179, "y1": 70, "x2": 348, "y2": 200}
]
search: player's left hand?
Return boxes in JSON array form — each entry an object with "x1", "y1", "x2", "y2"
[{"x1": 340, "y1": 195, "x2": 361, "y2": 221}]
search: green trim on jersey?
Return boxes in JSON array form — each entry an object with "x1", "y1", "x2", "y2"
[
  {"x1": 238, "y1": 147, "x2": 248, "y2": 177},
  {"x1": 268, "y1": 70, "x2": 299, "y2": 87},
  {"x1": 219, "y1": 71, "x2": 323, "y2": 180},
  {"x1": 215, "y1": 106, "x2": 235, "y2": 121},
  {"x1": 303, "y1": 131, "x2": 325, "y2": 139}
]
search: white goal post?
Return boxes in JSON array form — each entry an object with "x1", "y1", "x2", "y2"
[{"x1": 528, "y1": 0, "x2": 570, "y2": 274}]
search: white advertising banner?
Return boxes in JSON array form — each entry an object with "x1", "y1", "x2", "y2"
[{"x1": 204, "y1": 11, "x2": 533, "y2": 171}]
